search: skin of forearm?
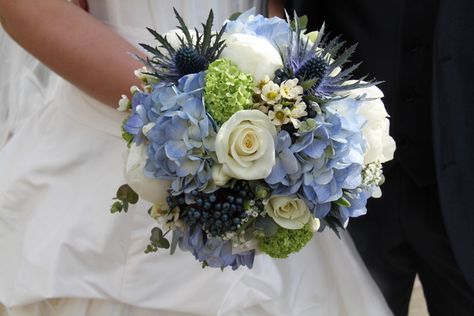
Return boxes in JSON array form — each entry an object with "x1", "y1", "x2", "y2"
[{"x1": 0, "y1": 0, "x2": 144, "y2": 107}]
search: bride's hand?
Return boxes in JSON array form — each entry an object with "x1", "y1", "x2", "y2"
[{"x1": 0, "y1": 0, "x2": 143, "y2": 108}]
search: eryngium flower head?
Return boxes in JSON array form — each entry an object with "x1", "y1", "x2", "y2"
[{"x1": 138, "y1": 9, "x2": 226, "y2": 82}]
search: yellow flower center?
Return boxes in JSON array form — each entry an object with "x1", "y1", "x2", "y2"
[
  {"x1": 266, "y1": 91, "x2": 279, "y2": 101},
  {"x1": 275, "y1": 111, "x2": 286, "y2": 121},
  {"x1": 244, "y1": 134, "x2": 254, "y2": 149}
]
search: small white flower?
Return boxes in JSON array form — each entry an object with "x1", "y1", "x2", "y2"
[
  {"x1": 134, "y1": 66, "x2": 148, "y2": 80},
  {"x1": 117, "y1": 94, "x2": 130, "y2": 112},
  {"x1": 134, "y1": 67, "x2": 158, "y2": 85},
  {"x1": 256, "y1": 104, "x2": 270, "y2": 114},
  {"x1": 268, "y1": 104, "x2": 291, "y2": 126},
  {"x1": 130, "y1": 85, "x2": 141, "y2": 95},
  {"x1": 261, "y1": 81, "x2": 281, "y2": 104},
  {"x1": 289, "y1": 98, "x2": 308, "y2": 128},
  {"x1": 153, "y1": 205, "x2": 184, "y2": 230},
  {"x1": 254, "y1": 75, "x2": 271, "y2": 94},
  {"x1": 280, "y1": 79, "x2": 304, "y2": 100}
]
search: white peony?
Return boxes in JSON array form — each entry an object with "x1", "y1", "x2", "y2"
[
  {"x1": 221, "y1": 33, "x2": 283, "y2": 83},
  {"x1": 162, "y1": 29, "x2": 198, "y2": 49},
  {"x1": 124, "y1": 143, "x2": 171, "y2": 205},
  {"x1": 265, "y1": 196, "x2": 311, "y2": 230},
  {"x1": 340, "y1": 81, "x2": 396, "y2": 164},
  {"x1": 215, "y1": 110, "x2": 277, "y2": 180}
]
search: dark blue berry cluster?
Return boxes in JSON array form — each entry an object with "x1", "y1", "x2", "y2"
[
  {"x1": 167, "y1": 182, "x2": 255, "y2": 237},
  {"x1": 273, "y1": 68, "x2": 290, "y2": 85}
]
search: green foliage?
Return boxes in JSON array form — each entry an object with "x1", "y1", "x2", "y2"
[
  {"x1": 228, "y1": 12, "x2": 242, "y2": 21},
  {"x1": 145, "y1": 227, "x2": 171, "y2": 253},
  {"x1": 110, "y1": 184, "x2": 139, "y2": 214},
  {"x1": 334, "y1": 196, "x2": 351, "y2": 208},
  {"x1": 121, "y1": 118, "x2": 134, "y2": 148},
  {"x1": 290, "y1": 14, "x2": 308, "y2": 31},
  {"x1": 170, "y1": 230, "x2": 179, "y2": 255},
  {"x1": 254, "y1": 217, "x2": 279, "y2": 237},
  {"x1": 323, "y1": 215, "x2": 345, "y2": 239},
  {"x1": 204, "y1": 59, "x2": 254, "y2": 123},
  {"x1": 300, "y1": 78, "x2": 318, "y2": 90},
  {"x1": 257, "y1": 225, "x2": 313, "y2": 259}
]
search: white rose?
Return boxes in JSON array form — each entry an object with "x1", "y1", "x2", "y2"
[
  {"x1": 265, "y1": 196, "x2": 311, "y2": 230},
  {"x1": 125, "y1": 143, "x2": 171, "y2": 204},
  {"x1": 215, "y1": 110, "x2": 276, "y2": 180},
  {"x1": 221, "y1": 33, "x2": 283, "y2": 82},
  {"x1": 211, "y1": 164, "x2": 231, "y2": 186},
  {"x1": 340, "y1": 81, "x2": 396, "y2": 164}
]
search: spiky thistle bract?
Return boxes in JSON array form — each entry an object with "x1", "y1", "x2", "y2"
[
  {"x1": 137, "y1": 8, "x2": 227, "y2": 83},
  {"x1": 281, "y1": 11, "x2": 377, "y2": 99}
]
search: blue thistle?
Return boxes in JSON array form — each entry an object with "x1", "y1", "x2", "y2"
[
  {"x1": 283, "y1": 12, "x2": 376, "y2": 98},
  {"x1": 137, "y1": 9, "x2": 226, "y2": 82}
]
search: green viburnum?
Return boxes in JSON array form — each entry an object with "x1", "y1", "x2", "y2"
[
  {"x1": 204, "y1": 58, "x2": 254, "y2": 123},
  {"x1": 257, "y1": 225, "x2": 314, "y2": 259}
]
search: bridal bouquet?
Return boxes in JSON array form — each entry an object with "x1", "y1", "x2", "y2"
[{"x1": 111, "y1": 9, "x2": 396, "y2": 270}]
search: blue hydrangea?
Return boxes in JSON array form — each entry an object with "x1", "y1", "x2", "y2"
[
  {"x1": 265, "y1": 130, "x2": 303, "y2": 195},
  {"x1": 133, "y1": 72, "x2": 216, "y2": 194},
  {"x1": 297, "y1": 98, "x2": 366, "y2": 205},
  {"x1": 124, "y1": 85, "x2": 167, "y2": 145},
  {"x1": 178, "y1": 226, "x2": 255, "y2": 270},
  {"x1": 338, "y1": 188, "x2": 372, "y2": 221},
  {"x1": 266, "y1": 97, "x2": 367, "y2": 217},
  {"x1": 225, "y1": 9, "x2": 290, "y2": 51}
]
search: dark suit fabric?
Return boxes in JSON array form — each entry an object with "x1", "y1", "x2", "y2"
[{"x1": 285, "y1": 0, "x2": 474, "y2": 315}]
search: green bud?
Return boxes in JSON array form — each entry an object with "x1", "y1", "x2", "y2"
[{"x1": 110, "y1": 201, "x2": 123, "y2": 214}]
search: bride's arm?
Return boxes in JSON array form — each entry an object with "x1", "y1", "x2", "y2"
[{"x1": 0, "y1": 0, "x2": 143, "y2": 107}]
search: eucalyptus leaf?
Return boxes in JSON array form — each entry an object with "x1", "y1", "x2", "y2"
[
  {"x1": 145, "y1": 244, "x2": 157, "y2": 254},
  {"x1": 116, "y1": 184, "x2": 130, "y2": 201},
  {"x1": 127, "y1": 189, "x2": 139, "y2": 204},
  {"x1": 290, "y1": 15, "x2": 308, "y2": 31},
  {"x1": 228, "y1": 12, "x2": 242, "y2": 21},
  {"x1": 150, "y1": 227, "x2": 163, "y2": 243},
  {"x1": 110, "y1": 201, "x2": 123, "y2": 214},
  {"x1": 244, "y1": 226, "x2": 256, "y2": 240},
  {"x1": 157, "y1": 238, "x2": 170, "y2": 249},
  {"x1": 255, "y1": 217, "x2": 279, "y2": 237}
]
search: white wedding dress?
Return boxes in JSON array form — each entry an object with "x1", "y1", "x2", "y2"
[{"x1": 0, "y1": 1, "x2": 392, "y2": 315}]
